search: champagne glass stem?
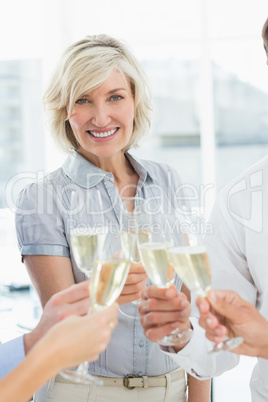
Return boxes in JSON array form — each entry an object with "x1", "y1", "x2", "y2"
[
  {"x1": 61, "y1": 190, "x2": 106, "y2": 385},
  {"x1": 119, "y1": 197, "x2": 147, "y2": 319},
  {"x1": 60, "y1": 363, "x2": 103, "y2": 385},
  {"x1": 158, "y1": 326, "x2": 193, "y2": 347},
  {"x1": 59, "y1": 304, "x2": 103, "y2": 385},
  {"x1": 210, "y1": 335, "x2": 244, "y2": 353}
]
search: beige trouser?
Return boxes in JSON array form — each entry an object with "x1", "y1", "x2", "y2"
[{"x1": 34, "y1": 368, "x2": 187, "y2": 402}]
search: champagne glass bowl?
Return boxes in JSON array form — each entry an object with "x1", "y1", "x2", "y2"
[
  {"x1": 137, "y1": 204, "x2": 193, "y2": 347},
  {"x1": 168, "y1": 212, "x2": 243, "y2": 353},
  {"x1": 60, "y1": 191, "x2": 108, "y2": 385}
]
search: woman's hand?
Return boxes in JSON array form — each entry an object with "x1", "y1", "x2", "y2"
[
  {"x1": 0, "y1": 303, "x2": 119, "y2": 402},
  {"x1": 42, "y1": 303, "x2": 119, "y2": 370},
  {"x1": 24, "y1": 281, "x2": 91, "y2": 354},
  {"x1": 117, "y1": 262, "x2": 147, "y2": 305}
]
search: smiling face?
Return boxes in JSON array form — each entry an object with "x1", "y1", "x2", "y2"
[{"x1": 68, "y1": 70, "x2": 135, "y2": 165}]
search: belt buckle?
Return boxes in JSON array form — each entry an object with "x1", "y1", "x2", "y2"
[{"x1": 123, "y1": 374, "x2": 135, "y2": 390}]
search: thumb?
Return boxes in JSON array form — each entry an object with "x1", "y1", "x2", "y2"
[{"x1": 206, "y1": 290, "x2": 242, "y2": 320}]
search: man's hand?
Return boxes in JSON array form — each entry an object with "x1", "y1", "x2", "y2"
[
  {"x1": 196, "y1": 290, "x2": 268, "y2": 358},
  {"x1": 138, "y1": 285, "x2": 191, "y2": 348},
  {"x1": 24, "y1": 281, "x2": 91, "y2": 354},
  {"x1": 117, "y1": 263, "x2": 147, "y2": 305}
]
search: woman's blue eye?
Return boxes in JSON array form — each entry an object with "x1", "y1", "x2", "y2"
[
  {"x1": 76, "y1": 98, "x2": 88, "y2": 104},
  {"x1": 110, "y1": 95, "x2": 123, "y2": 101}
]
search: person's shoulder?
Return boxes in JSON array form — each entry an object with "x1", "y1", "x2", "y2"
[
  {"x1": 143, "y1": 158, "x2": 174, "y2": 171},
  {"x1": 219, "y1": 155, "x2": 268, "y2": 198},
  {"x1": 214, "y1": 156, "x2": 267, "y2": 230},
  {"x1": 26, "y1": 167, "x2": 62, "y2": 189},
  {"x1": 16, "y1": 167, "x2": 64, "y2": 206},
  {"x1": 134, "y1": 155, "x2": 182, "y2": 181}
]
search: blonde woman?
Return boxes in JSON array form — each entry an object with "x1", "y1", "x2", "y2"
[{"x1": 16, "y1": 34, "x2": 211, "y2": 401}]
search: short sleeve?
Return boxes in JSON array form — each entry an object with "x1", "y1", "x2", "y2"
[
  {"x1": 15, "y1": 180, "x2": 70, "y2": 259},
  {"x1": 0, "y1": 336, "x2": 25, "y2": 379}
]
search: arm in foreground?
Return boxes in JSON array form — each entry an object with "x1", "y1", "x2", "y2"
[
  {"x1": 196, "y1": 290, "x2": 268, "y2": 358},
  {"x1": 0, "y1": 281, "x2": 92, "y2": 380},
  {"x1": 138, "y1": 285, "x2": 211, "y2": 401},
  {"x1": 24, "y1": 280, "x2": 92, "y2": 354},
  {"x1": 0, "y1": 304, "x2": 118, "y2": 402}
]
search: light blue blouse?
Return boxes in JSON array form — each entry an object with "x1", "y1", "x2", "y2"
[
  {"x1": 0, "y1": 336, "x2": 25, "y2": 379},
  {"x1": 15, "y1": 151, "x2": 185, "y2": 377}
]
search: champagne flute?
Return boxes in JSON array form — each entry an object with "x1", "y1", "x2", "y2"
[
  {"x1": 90, "y1": 231, "x2": 132, "y2": 311},
  {"x1": 60, "y1": 190, "x2": 107, "y2": 385},
  {"x1": 70, "y1": 191, "x2": 107, "y2": 278},
  {"x1": 119, "y1": 197, "x2": 151, "y2": 319},
  {"x1": 168, "y1": 212, "x2": 244, "y2": 353},
  {"x1": 137, "y1": 203, "x2": 193, "y2": 347}
]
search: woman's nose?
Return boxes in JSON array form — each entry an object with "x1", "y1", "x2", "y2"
[{"x1": 91, "y1": 105, "x2": 111, "y2": 127}]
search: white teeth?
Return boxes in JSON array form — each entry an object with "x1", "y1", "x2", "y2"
[{"x1": 89, "y1": 129, "x2": 117, "y2": 138}]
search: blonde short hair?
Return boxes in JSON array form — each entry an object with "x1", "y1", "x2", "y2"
[
  {"x1": 43, "y1": 34, "x2": 152, "y2": 153},
  {"x1": 262, "y1": 18, "x2": 268, "y2": 60}
]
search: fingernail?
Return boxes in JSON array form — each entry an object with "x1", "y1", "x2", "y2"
[
  {"x1": 206, "y1": 318, "x2": 212, "y2": 327},
  {"x1": 215, "y1": 328, "x2": 222, "y2": 336},
  {"x1": 166, "y1": 289, "x2": 174, "y2": 298},
  {"x1": 181, "y1": 300, "x2": 189, "y2": 308},
  {"x1": 142, "y1": 302, "x2": 149, "y2": 313},
  {"x1": 209, "y1": 291, "x2": 217, "y2": 304}
]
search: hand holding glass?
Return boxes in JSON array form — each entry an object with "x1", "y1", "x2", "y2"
[
  {"x1": 90, "y1": 232, "x2": 132, "y2": 312},
  {"x1": 168, "y1": 213, "x2": 243, "y2": 353},
  {"x1": 119, "y1": 197, "x2": 150, "y2": 319},
  {"x1": 60, "y1": 191, "x2": 108, "y2": 384},
  {"x1": 137, "y1": 205, "x2": 193, "y2": 347}
]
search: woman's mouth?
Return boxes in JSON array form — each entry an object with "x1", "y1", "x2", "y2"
[{"x1": 87, "y1": 128, "x2": 118, "y2": 138}]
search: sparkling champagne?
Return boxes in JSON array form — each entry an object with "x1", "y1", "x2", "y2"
[
  {"x1": 71, "y1": 229, "x2": 107, "y2": 275},
  {"x1": 90, "y1": 259, "x2": 130, "y2": 310},
  {"x1": 168, "y1": 245, "x2": 211, "y2": 296},
  {"x1": 121, "y1": 229, "x2": 151, "y2": 262},
  {"x1": 139, "y1": 242, "x2": 174, "y2": 287}
]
